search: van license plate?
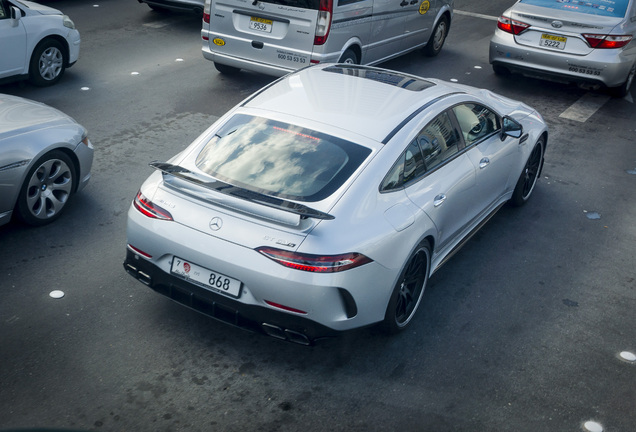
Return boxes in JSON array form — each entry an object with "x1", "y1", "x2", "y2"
[
  {"x1": 540, "y1": 34, "x2": 567, "y2": 50},
  {"x1": 171, "y1": 256, "x2": 242, "y2": 298},
  {"x1": 250, "y1": 17, "x2": 273, "y2": 33}
]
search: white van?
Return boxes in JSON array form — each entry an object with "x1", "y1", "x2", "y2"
[{"x1": 201, "y1": 0, "x2": 453, "y2": 76}]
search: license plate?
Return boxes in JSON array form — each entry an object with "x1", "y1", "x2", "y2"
[
  {"x1": 171, "y1": 257, "x2": 242, "y2": 298},
  {"x1": 250, "y1": 17, "x2": 273, "y2": 33},
  {"x1": 540, "y1": 33, "x2": 567, "y2": 50}
]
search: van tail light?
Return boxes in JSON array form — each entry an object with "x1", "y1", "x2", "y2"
[
  {"x1": 203, "y1": 0, "x2": 210, "y2": 23},
  {"x1": 257, "y1": 247, "x2": 372, "y2": 273},
  {"x1": 497, "y1": 15, "x2": 530, "y2": 35},
  {"x1": 582, "y1": 34, "x2": 632, "y2": 49},
  {"x1": 133, "y1": 191, "x2": 173, "y2": 221},
  {"x1": 314, "y1": 0, "x2": 333, "y2": 45}
]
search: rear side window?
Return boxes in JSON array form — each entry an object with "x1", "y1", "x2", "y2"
[
  {"x1": 519, "y1": 0, "x2": 629, "y2": 18},
  {"x1": 195, "y1": 114, "x2": 371, "y2": 202}
]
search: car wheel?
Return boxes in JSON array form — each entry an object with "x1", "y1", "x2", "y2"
[
  {"x1": 16, "y1": 150, "x2": 76, "y2": 226},
  {"x1": 510, "y1": 138, "x2": 544, "y2": 207},
  {"x1": 423, "y1": 16, "x2": 449, "y2": 57},
  {"x1": 609, "y1": 62, "x2": 635, "y2": 98},
  {"x1": 338, "y1": 48, "x2": 359, "y2": 65},
  {"x1": 214, "y1": 62, "x2": 241, "y2": 75},
  {"x1": 383, "y1": 240, "x2": 431, "y2": 334},
  {"x1": 29, "y1": 39, "x2": 66, "y2": 87}
]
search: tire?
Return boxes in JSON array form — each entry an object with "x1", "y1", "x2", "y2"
[
  {"x1": 383, "y1": 240, "x2": 431, "y2": 334},
  {"x1": 510, "y1": 138, "x2": 544, "y2": 207},
  {"x1": 338, "y1": 48, "x2": 359, "y2": 65},
  {"x1": 609, "y1": 62, "x2": 635, "y2": 98},
  {"x1": 214, "y1": 62, "x2": 241, "y2": 75},
  {"x1": 29, "y1": 39, "x2": 66, "y2": 87},
  {"x1": 16, "y1": 150, "x2": 76, "y2": 226},
  {"x1": 423, "y1": 16, "x2": 449, "y2": 57}
]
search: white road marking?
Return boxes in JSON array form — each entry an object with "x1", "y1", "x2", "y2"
[
  {"x1": 454, "y1": 10, "x2": 499, "y2": 21},
  {"x1": 559, "y1": 93, "x2": 611, "y2": 122}
]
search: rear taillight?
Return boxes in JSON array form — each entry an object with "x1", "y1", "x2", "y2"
[
  {"x1": 497, "y1": 15, "x2": 530, "y2": 35},
  {"x1": 203, "y1": 0, "x2": 210, "y2": 23},
  {"x1": 583, "y1": 34, "x2": 632, "y2": 49},
  {"x1": 257, "y1": 247, "x2": 372, "y2": 273},
  {"x1": 314, "y1": 0, "x2": 333, "y2": 45},
  {"x1": 133, "y1": 191, "x2": 173, "y2": 221}
]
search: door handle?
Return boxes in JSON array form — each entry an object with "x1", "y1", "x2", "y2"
[
  {"x1": 410, "y1": 0, "x2": 418, "y2": 3},
  {"x1": 400, "y1": 0, "x2": 408, "y2": 6},
  {"x1": 434, "y1": 194, "x2": 446, "y2": 207},
  {"x1": 479, "y1": 157, "x2": 490, "y2": 169}
]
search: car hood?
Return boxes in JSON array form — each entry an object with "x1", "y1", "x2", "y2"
[
  {"x1": 15, "y1": 0, "x2": 63, "y2": 15},
  {"x1": 0, "y1": 94, "x2": 77, "y2": 140}
]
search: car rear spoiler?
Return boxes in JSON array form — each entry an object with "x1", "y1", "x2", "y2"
[{"x1": 150, "y1": 162, "x2": 335, "y2": 221}]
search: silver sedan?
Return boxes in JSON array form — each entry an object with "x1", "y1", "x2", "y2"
[
  {"x1": 0, "y1": 94, "x2": 93, "y2": 227},
  {"x1": 124, "y1": 64, "x2": 548, "y2": 344},
  {"x1": 489, "y1": 0, "x2": 636, "y2": 97}
]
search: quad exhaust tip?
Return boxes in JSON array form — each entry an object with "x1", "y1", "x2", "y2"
[{"x1": 262, "y1": 323, "x2": 310, "y2": 345}]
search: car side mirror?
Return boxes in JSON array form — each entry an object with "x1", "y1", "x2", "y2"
[
  {"x1": 501, "y1": 116, "x2": 523, "y2": 140},
  {"x1": 10, "y1": 6, "x2": 21, "y2": 21}
]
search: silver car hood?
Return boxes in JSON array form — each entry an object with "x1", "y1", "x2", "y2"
[
  {"x1": 0, "y1": 94, "x2": 76, "y2": 140},
  {"x1": 13, "y1": 0, "x2": 62, "y2": 15}
]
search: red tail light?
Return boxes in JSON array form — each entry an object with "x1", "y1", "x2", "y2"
[
  {"x1": 314, "y1": 0, "x2": 333, "y2": 45},
  {"x1": 583, "y1": 34, "x2": 632, "y2": 49},
  {"x1": 133, "y1": 191, "x2": 173, "y2": 221},
  {"x1": 203, "y1": 13, "x2": 210, "y2": 24},
  {"x1": 264, "y1": 300, "x2": 307, "y2": 314},
  {"x1": 497, "y1": 15, "x2": 530, "y2": 35},
  {"x1": 257, "y1": 247, "x2": 372, "y2": 273}
]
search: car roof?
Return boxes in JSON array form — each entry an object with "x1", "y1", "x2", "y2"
[{"x1": 242, "y1": 65, "x2": 467, "y2": 143}]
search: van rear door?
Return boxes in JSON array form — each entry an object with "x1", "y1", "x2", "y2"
[{"x1": 206, "y1": 0, "x2": 320, "y2": 71}]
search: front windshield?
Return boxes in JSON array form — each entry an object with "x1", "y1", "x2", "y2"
[
  {"x1": 519, "y1": 0, "x2": 629, "y2": 18},
  {"x1": 195, "y1": 114, "x2": 371, "y2": 202}
]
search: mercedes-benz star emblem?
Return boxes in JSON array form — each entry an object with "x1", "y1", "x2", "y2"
[{"x1": 209, "y1": 217, "x2": 223, "y2": 231}]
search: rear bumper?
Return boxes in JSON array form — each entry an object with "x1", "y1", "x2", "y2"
[
  {"x1": 489, "y1": 30, "x2": 635, "y2": 88},
  {"x1": 202, "y1": 45, "x2": 295, "y2": 77},
  {"x1": 123, "y1": 249, "x2": 339, "y2": 345}
]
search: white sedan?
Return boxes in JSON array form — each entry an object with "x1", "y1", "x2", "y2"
[
  {"x1": 124, "y1": 64, "x2": 547, "y2": 344},
  {"x1": 0, "y1": 0, "x2": 80, "y2": 86}
]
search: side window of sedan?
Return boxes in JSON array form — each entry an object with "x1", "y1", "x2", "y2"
[
  {"x1": 417, "y1": 111, "x2": 461, "y2": 172},
  {"x1": 452, "y1": 103, "x2": 500, "y2": 146},
  {"x1": 0, "y1": 2, "x2": 6, "y2": 19}
]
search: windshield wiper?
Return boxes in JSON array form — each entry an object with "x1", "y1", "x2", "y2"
[{"x1": 149, "y1": 162, "x2": 335, "y2": 220}]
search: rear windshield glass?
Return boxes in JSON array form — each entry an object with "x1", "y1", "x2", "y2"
[
  {"x1": 519, "y1": 0, "x2": 628, "y2": 17},
  {"x1": 254, "y1": 0, "x2": 319, "y2": 9},
  {"x1": 195, "y1": 114, "x2": 371, "y2": 202}
]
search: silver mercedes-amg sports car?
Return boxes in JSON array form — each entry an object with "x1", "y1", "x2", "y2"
[{"x1": 124, "y1": 64, "x2": 548, "y2": 344}]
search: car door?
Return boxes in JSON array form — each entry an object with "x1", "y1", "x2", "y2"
[
  {"x1": 452, "y1": 103, "x2": 517, "y2": 212},
  {"x1": 401, "y1": 0, "x2": 437, "y2": 51},
  {"x1": 0, "y1": 1, "x2": 27, "y2": 79},
  {"x1": 366, "y1": 0, "x2": 409, "y2": 63},
  {"x1": 399, "y1": 110, "x2": 477, "y2": 251}
]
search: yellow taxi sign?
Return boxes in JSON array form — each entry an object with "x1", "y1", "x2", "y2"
[{"x1": 419, "y1": 0, "x2": 430, "y2": 14}]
